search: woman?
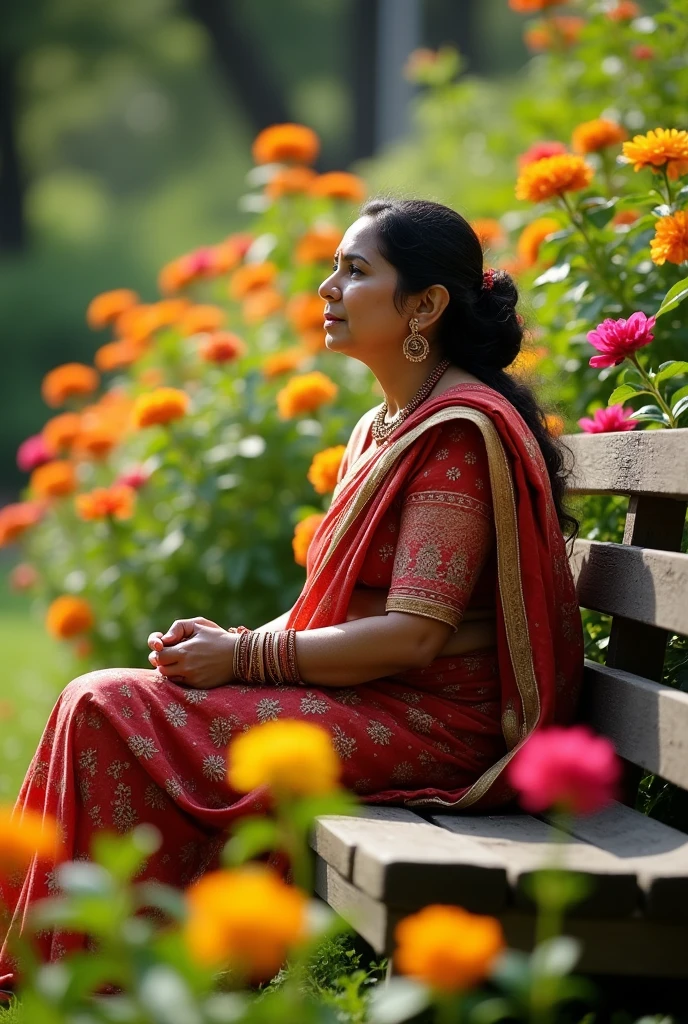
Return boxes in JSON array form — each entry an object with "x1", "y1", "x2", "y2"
[{"x1": 1, "y1": 198, "x2": 583, "y2": 978}]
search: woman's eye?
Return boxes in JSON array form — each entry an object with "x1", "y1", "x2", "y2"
[
  {"x1": 331, "y1": 261, "x2": 338, "y2": 272},
  {"x1": 348, "y1": 264, "x2": 361, "y2": 276}
]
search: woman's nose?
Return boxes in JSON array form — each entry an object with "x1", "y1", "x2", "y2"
[{"x1": 318, "y1": 275, "x2": 341, "y2": 300}]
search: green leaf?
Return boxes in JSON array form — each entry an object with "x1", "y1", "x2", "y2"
[
  {"x1": 655, "y1": 360, "x2": 688, "y2": 385},
  {"x1": 91, "y1": 825, "x2": 162, "y2": 883},
  {"x1": 367, "y1": 978, "x2": 430, "y2": 1024},
  {"x1": 656, "y1": 276, "x2": 688, "y2": 318},
  {"x1": 673, "y1": 396, "x2": 688, "y2": 420},
  {"x1": 608, "y1": 383, "x2": 648, "y2": 405},
  {"x1": 581, "y1": 198, "x2": 618, "y2": 229},
  {"x1": 670, "y1": 385, "x2": 688, "y2": 407},
  {"x1": 222, "y1": 817, "x2": 280, "y2": 866},
  {"x1": 631, "y1": 405, "x2": 669, "y2": 424},
  {"x1": 289, "y1": 789, "x2": 358, "y2": 830},
  {"x1": 534, "y1": 262, "x2": 570, "y2": 286}
]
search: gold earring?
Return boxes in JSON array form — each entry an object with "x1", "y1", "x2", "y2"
[{"x1": 402, "y1": 317, "x2": 430, "y2": 362}]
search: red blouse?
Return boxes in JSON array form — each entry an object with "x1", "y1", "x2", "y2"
[{"x1": 352, "y1": 419, "x2": 496, "y2": 631}]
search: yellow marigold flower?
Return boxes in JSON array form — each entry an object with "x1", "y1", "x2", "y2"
[
  {"x1": 650, "y1": 210, "x2": 688, "y2": 266},
  {"x1": 515, "y1": 154, "x2": 594, "y2": 203},
  {"x1": 252, "y1": 123, "x2": 320, "y2": 166},
  {"x1": 228, "y1": 719, "x2": 341, "y2": 796},
  {"x1": 243, "y1": 287, "x2": 284, "y2": 324},
  {"x1": 265, "y1": 166, "x2": 317, "y2": 199},
  {"x1": 310, "y1": 172, "x2": 367, "y2": 203},
  {"x1": 0, "y1": 806, "x2": 63, "y2": 872},
  {"x1": 178, "y1": 304, "x2": 226, "y2": 336},
  {"x1": 86, "y1": 288, "x2": 139, "y2": 330},
  {"x1": 229, "y1": 262, "x2": 279, "y2": 301},
  {"x1": 509, "y1": 347, "x2": 547, "y2": 377},
  {"x1": 31, "y1": 460, "x2": 77, "y2": 499},
  {"x1": 545, "y1": 413, "x2": 565, "y2": 437},
  {"x1": 262, "y1": 347, "x2": 308, "y2": 378},
  {"x1": 185, "y1": 867, "x2": 307, "y2": 979},
  {"x1": 132, "y1": 387, "x2": 190, "y2": 428},
  {"x1": 95, "y1": 339, "x2": 140, "y2": 373},
  {"x1": 622, "y1": 128, "x2": 688, "y2": 180},
  {"x1": 75, "y1": 485, "x2": 135, "y2": 521},
  {"x1": 395, "y1": 905, "x2": 505, "y2": 992},
  {"x1": 277, "y1": 371, "x2": 338, "y2": 419},
  {"x1": 292, "y1": 512, "x2": 325, "y2": 567},
  {"x1": 46, "y1": 595, "x2": 94, "y2": 639},
  {"x1": 295, "y1": 225, "x2": 342, "y2": 265},
  {"x1": 286, "y1": 293, "x2": 326, "y2": 333},
  {"x1": 516, "y1": 217, "x2": 561, "y2": 267},
  {"x1": 41, "y1": 363, "x2": 99, "y2": 409},
  {"x1": 524, "y1": 16, "x2": 585, "y2": 51},
  {"x1": 572, "y1": 119, "x2": 627, "y2": 154},
  {"x1": 471, "y1": 218, "x2": 506, "y2": 249},
  {"x1": 307, "y1": 445, "x2": 346, "y2": 495},
  {"x1": 0, "y1": 502, "x2": 43, "y2": 547},
  {"x1": 200, "y1": 331, "x2": 247, "y2": 364},
  {"x1": 42, "y1": 412, "x2": 82, "y2": 453}
]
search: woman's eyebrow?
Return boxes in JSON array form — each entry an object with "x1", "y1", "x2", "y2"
[{"x1": 334, "y1": 250, "x2": 372, "y2": 266}]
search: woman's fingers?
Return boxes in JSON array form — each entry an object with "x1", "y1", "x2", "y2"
[
  {"x1": 147, "y1": 631, "x2": 164, "y2": 652},
  {"x1": 155, "y1": 646, "x2": 183, "y2": 668},
  {"x1": 160, "y1": 619, "x2": 197, "y2": 645}
]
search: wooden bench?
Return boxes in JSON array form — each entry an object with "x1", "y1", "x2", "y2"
[{"x1": 312, "y1": 428, "x2": 688, "y2": 978}]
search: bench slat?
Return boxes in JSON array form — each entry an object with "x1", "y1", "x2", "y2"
[
  {"x1": 571, "y1": 539, "x2": 688, "y2": 635},
  {"x1": 581, "y1": 661, "x2": 688, "y2": 788},
  {"x1": 542, "y1": 801, "x2": 688, "y2": 922},
  {"x1": 563, "y1": 429, "x2": 688, "y2": 499},
  {"x1": 311, "y1": 806, "x2": 423, "y2": 879},
  {"x1": 430, "y1": 814, "x2": 638, "y2": 918}
]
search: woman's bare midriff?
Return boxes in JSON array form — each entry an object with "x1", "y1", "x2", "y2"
[{"x1": 345, "y1": 586, "x2": 496, "y2": 657}]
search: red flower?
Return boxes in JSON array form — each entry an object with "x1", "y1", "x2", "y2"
[
  {"x1": 116, "y1": 466, "x2": 150, "y2": 490},
  {"x1": 632, "y1": 44, "x2": 654, "y2": 60},
  {"x1": 517, "y1": 141, "x2": 568, "y2": 170},
  {"x1": 578, "y1": 406, "x2": 636, "y2": 433},
  {"x1": 587, "y1": 311, "x2": 655, "y2": 368},
  {"x1": 17, "y1": 434, "x2": 53, "y2": 473},
  {"x1": 508, "y1": 726, "x2": 621, "y2": 815}
]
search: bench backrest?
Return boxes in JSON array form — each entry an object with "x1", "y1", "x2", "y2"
[{"x1": 563, "y1": 428, "x2": 688, "y2": 792}]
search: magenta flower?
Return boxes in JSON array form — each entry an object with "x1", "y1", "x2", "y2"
[
  {"x1": 578, "y1": 406, "x2": 637, "y2": 433},
  {"x1": 508, "y1": 725, "x2": 620, "y2": 815},
  {"x1": 16, "y1": 434, "x2": 53, "y2": 473},
  {"x1": 587, "y1": 311, "x2": 655, "y2": 368},
  {"x1": 116, "y1": 466, "x2": 149, "y2": 490}
]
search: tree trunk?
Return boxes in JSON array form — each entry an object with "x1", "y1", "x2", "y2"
[
  {"x1": 0, "y1": 53, "x2": 26, "y2": 252},
  {"x1": 350, "y1": 0, "x2": 379, "y2": 161}
]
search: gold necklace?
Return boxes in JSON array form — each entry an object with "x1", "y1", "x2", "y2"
[{"x1": 371, "y1": 359, "x2": 451, "y2": 444}]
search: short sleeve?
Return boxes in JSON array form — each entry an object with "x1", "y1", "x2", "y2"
[{"x1": 385, "y1": 420, "x2": 494, "y2": 632}]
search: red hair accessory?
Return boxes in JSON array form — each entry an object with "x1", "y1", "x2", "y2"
[{"x1": 482, "y1": 267, "x2": 496, "y2": 291}]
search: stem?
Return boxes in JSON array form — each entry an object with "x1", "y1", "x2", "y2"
[
  {"x1": 599, "y1": 149, "x2": 615, "y2": 198},
  {"x1": 629, "y1": 354, "x2": 678, "y2": 427},
  {"x1": 558, "y1": 193, "x2": 627, "y2": 310},
  {"x1": 435, "y1": 992, "x2": 462, "y2": 1024},
  {"x1": 661, "y1": 165, "x2": 674, "y2": 208}
]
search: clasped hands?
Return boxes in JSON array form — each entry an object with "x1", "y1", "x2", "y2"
[{"x1": 147, "y1": 617, "x2": 237, "y2": 689}]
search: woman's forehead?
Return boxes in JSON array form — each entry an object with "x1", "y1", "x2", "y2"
[{"x1": 336, "y1": 217, "x2": 379, "y2": 259}]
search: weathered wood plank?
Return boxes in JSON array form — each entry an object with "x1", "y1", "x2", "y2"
[
  {"x1": 431, "y1": 814, "x2": 638, "y2": 918},
  {"x1": 311, "y1": 807, "x2": 424, "y2": 879},
  {"x1": 542, "y1": 802, "x2": 688, "y2": 922},
  {"x1": 571, "y1": 539, "x2": 688, "y2": 635},
  {"x1": 563, "y1": 429, "x2": 688, "y2": 499},
  {"x1": 314, "y1": 859, "x2": 402, "y2": 953},
  {"x1": 580, "y1": 661, "x2": 688, "y2": 788}
]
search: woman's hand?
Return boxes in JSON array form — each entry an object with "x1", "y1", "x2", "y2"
[{"x1": 147, "y1": 619, "x2": 236, "y2": 689}]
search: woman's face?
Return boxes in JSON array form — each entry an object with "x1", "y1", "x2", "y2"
[{"x1": 318, "y1": 216, "x2": 411, "y2": 359}]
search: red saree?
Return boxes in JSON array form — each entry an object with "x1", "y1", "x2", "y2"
[{"x1": 0, "y1": 382, "x2": 582, "y2": 982}]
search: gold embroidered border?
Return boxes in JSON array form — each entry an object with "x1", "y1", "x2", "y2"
[
  {"x1": 385, "y1": 595, "x2": 460, "y2": 632},
  {"x1": 405, "y1": 490, "x2": 491, "y2": 519},
  {"x1": 311, "y1": 405, "x2": 542, "y2": 810}
]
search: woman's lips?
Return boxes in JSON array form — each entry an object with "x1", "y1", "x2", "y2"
[{"x1": 324, "y1": 316, "x2": 344, "y2": 324}]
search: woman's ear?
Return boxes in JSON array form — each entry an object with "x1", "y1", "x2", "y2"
[{"x1": 415, "y1": 285, "x2": 450, "y2": 330}]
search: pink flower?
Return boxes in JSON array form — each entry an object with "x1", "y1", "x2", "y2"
[
  {"x1": 508, "y1": 725, "x2": 621, "y2": 815},
  {"x1": 578, "y1": 406, "x2": 637, "y2": 433},
  {"x1": 184, "y1": 247, "x2": 216, "y2": 276},
  {"x1": 16, "y1": 434, "x2": 53, "y2": 473},
  {"x1": 632, "y1": 44, "x2": 654, "y2": 60},
  {"x1": 116, "y1": 466, "x2": 149, "y2": 490},
  {"x1": 587, "y1": 311, "x2": 655, "y2": 368},
  {"x1": 10, "y1": 562, "x2": 39, "y2": 591},
  {"x1": 517, "y1": 141, "x2": 569, "y2": 170}
]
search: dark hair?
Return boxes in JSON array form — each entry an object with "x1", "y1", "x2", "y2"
[{"x1": 360, "y1": 196, "x2": 577, "y2": 538}]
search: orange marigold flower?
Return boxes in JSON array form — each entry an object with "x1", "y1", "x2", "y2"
[
  {"x1": 497, "y1": 255, "x2": 529, "y2": 277},
  {"x1": 517, "y1": 217, "x2": 561, "y2": 266},
  {"x1": 265, "y1": 166, "x2": 317, "y2": 199},
  {"x1": 140, "y1": 368, "x2": 165, "y2": 388},
  {"x1": 515, "y1": 154, "x2": 594, "y2": 203},
  {"x1": 307, "y1": 445, "x2": 346, "y2": 495},
  {"x1": 72, "y1": 423, "x2": 120, "y2": 461},
  {"x1": 300, "y1": 328, "x2": 327, "y2": 353},
  {"x1": 613, "y1": 208, "x2": 641, "y2": 227},
  {"x1": 262, "y1": 347, "x2": 308, "y2": 378},
  {"x1": 42, "y1": 363, "x2": 99, "y2": 408},
  {"x1": 46, "y1": 595, "x2": 94, "y2": 639},
  {"x1": 607, "y1": 0, "x2": 640, "y2": 19},
  {"x1": 94, "y1": 339, "x2": 140, "y2": 373},
  {"x1": 509, "y1": 0, "x2": 560, "y2": 10},
  {"x1": 76, "y1": 484, "x2": 136, "y2": 521},
  {"x1": 178, "y1": 304, "x2": 226, "y2": 336},
  {"x1": 294, "y1": 224, "x2": 342, "y2": 265},
  {"x1": 310, "y1": 172, "x2": 367, "y2": 203},
  {"x1": 524, "y1": 16, "x2": 585, "y2": 51},
  {"x1": 243, "y1": 288, "x2": 284, "y2": 324},
  {"x1": 86, "y1": 288, "x2": 138, "y2": 330},
  {"x1": 517, "y1": 141, "x2": 568, "y2": 170},
  {"x1": 286, "y1": 293, "x2": 326, "y2": 334},
  {"x1": 0, "y1": 502, "x2": 43, "y2": 547},
  {"x1": 114, "y1": 304, "x2": 160, "y2": 346},
  {"x1": 509, "y1": 347, "x2": 547, "y2": 377},
  {"x1": 395, "y1": 905, "x2": 505, "y2": 992},
  {"x1": 229, "y1": 719, "x2": 341, "y2": 796},
  {"x1": 211, "y1": 239, "x2": 244, "y2": 274},
  {"x1": 277, "y1": 371, "x2": 337, "y2": 420},
  {"x1": 471, "y1": 218, "x2": 506, "y2": 249},
  {"x1": 252, "y1": 123, "x2": 320, "y2": 166},
  {"x1": 132, "y1": 387, "x2": 190, "y2": 428},
  {"x1": 0, "y1": 806, "x2": 63, "y2": 872},
  {"x1": 200, "y1": 331, "x2": 247, "y2": 363},
  {"x1": 545, "y1": 413, "x2": 565, "y2": 437},
  {"x1": 650, "y1": 211, "x2": 688, "y2": 266},
  {"x1": 229, "y1": 262, "x2": 279, "y2": 301},
  {"x1": 42, "y1": 412, "x2": 82, "y2": 453},
  {"x1": 185, "y1": 866, "x2": 307, "y2": 979},
  {"x1": 31, "y1": 460, "x2": 77, "y2": 499},
  {"x1": 158, "y1": 258, "x2": 192, "y2": 295},
  {"x1": 622, "y1": 128, "x2": 688, "y2": 180},
  {"x1": 151, "y1": 298, "x2": 191, "y2": 327},
  {"x1": 292, "y1": 511, "x2": 326, "y2": 566},
  {"x1": 572, "y1": 118, "x2": 628, "y2": 154}
]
